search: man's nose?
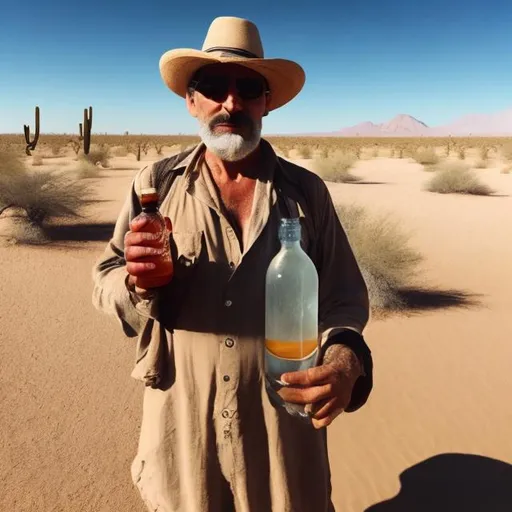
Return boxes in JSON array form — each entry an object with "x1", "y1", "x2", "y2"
[{"x1": 221, "y1": 83, "x2": 243, "y2": 113}]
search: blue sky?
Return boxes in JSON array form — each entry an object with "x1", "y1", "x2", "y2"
[{"x1": 1, "y1": 0, "x2": 511, "y2": 135}]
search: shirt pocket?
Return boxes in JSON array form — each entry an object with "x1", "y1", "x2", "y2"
[{"x1": 170, "y1": 231, "x2": 204, "y2": 279}]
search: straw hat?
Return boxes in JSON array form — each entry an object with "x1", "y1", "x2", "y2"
[{"x1": 159, "y1": 16, "x2": 306, "y2": 111}]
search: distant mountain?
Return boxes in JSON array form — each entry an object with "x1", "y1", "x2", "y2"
[
  {"x1": 431, "y1": 108, "x2": 512, "y2": 136},
  {"x1": 307, "y1": 108, "x2": 512, "y2": 137}
]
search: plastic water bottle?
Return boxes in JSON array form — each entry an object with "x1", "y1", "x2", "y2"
[{"x1": 265, "y1": 217, "x2": 319, "y2": 420}]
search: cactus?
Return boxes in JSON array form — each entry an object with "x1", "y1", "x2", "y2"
[
  {"x1": 79, "y1": 122, "x2": 83, "y2": 141},
  {"x1": 83, "y1": 106, "x2": 93, "y2": 154},
  {"x1": 24, "y1": 106, "x2": 40, "y2": 156}
]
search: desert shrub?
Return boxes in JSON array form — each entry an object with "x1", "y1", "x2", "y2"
[
  {"x1": 111, "y1": 145, "x2": 129, "y2": 157},
  {"x1": 457, "y1": 146, "x2": 466, "y2": 160},
  {"x1": 74, "y1": 160, "x2": 102, "y2": 179},
  {"x1": 32, "y1": 155, "x2": 44, "y2": 166},
  {"x1": 336, "y1": 203, "x2": 423, "y2": 311},
  {"x1": 479, "y1": 146, "x2": 490, "y2": 161},
  {"x1": 0, "y1": 151, "x2": 94, "y2": 232},
  {"x1": 51, "y1": 144, "x2": 61, "y2": 157},
  {"x1": 425, "y1": 162, "x2": 494, "y2": 195},
  {"x1": 297, "y1": 145, "x2": 312, "y2": 159},
  {"x1": 79, "y1": 145, "x2": 111, "y2": 167},
  {"x1": 413, "y1": 148, "x2": 439, "y2": 165},
  {"x1": 501, "y1": 164, "x2": 512, "y2": 174},
  {"x1": 313, "y1": 153, "x2": 361, "y2": 183},
  {"x1": 500, "y1": 141, "x2": 512, "y2": 161},
  {"x1": 473, "y1": 159, "x2": 488, "y2": 169},
  {"x1": 0, "y1": 149, "x2": 26, "y2": 180}
]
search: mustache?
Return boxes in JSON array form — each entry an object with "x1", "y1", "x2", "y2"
[{"x1": 209, "y1": 112, "x2": 253, "y2": 129}]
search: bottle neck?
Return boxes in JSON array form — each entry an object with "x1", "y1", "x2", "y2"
[
  {"x1": 281, "y1": 239, "x2": 301, "y2": 249},
  {"x1": 279, "y1": 218, "x2": 301, "y2": 247},
  {"x1": 142, "y1": 203, "x2": 158, "y2": 213}
]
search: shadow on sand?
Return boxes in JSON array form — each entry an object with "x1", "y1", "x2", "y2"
[
  {"x1": 43, "y1": 222, "x2": 115, "y2": 243},
  {"x1": 397, "y1": 286, "x2": 482, "y2": 312},
  {"x1": 365, "y1": 453, "x2": 512, "y2": 512}
]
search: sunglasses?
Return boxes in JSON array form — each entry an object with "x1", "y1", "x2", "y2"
[{"x1": 189, "y1": 75, "x2": 269, "y2": 103}]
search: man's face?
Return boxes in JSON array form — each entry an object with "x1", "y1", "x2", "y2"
[{"x1": 186, "y1": 63, "x2": 271, "y2": 161}]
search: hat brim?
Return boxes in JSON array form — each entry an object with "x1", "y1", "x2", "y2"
[{"x1": 159, "y1": 49, "x2": 305, "y2": 111}]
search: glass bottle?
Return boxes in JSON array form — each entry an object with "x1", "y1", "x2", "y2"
[
  {"x1": 265, "y1": 217, "x2": 319, "y2": 420},
  {"x1": 132, "y1": 187, "x2": 173, "y2": 279}
]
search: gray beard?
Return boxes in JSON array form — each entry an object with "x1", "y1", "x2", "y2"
[{"x1": 198, "y1": 118, "x2": 262, "y2": 162}]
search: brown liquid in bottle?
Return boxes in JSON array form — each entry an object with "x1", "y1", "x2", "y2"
[
  {"x1": 134, "y1": 188, "x2": 173, "y2": 278},
  {"x1": 265, "y1": 339, "x2": 318, "y2": 360}
]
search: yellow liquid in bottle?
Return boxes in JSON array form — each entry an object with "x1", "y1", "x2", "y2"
[{"x1": 265, "y1": 339, "x2": 318, "y2": 360}]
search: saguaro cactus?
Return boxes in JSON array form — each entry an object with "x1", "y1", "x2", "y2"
[
  {"x1": 83, "y1": 106, "x2": 93, "y2": 155},
  {"x1": 24, "y1": 106, "x2": 40, "y2": 156}
]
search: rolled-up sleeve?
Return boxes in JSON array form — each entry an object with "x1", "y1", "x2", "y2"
[
  {"x1": 312, "y1": 178, "x2": 373, "y2": 411},
  {"x1": 91, "y1": 170, "x2": 160, "y2": 337}
]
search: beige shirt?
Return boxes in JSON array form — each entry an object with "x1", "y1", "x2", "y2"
[{"x1": 91, "y1": 140, "x2": 370, "y2": 512}]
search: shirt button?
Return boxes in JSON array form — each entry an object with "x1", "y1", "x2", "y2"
[
  {"x1": 224, "y1": 299, "x2": 232, "y2": 307},
  {"x1": 223, "y1": 375, "x2": 230, "y2": 382},
  {"x1": 229, "y1": 262, "x2": 235, "y2": 268},
  {"x1": 222, "y1": 410, "x2": 229, "y2": 418},
  {"x1": 225, "y1": 338, "x2": 234, "y2": 348}
]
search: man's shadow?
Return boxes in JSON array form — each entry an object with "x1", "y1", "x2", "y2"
[{"x1": 365, "y1": 453, "x2": 512, "y2": 512}]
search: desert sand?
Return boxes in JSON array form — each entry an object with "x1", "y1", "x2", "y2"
[{"x1": 1, "y1": 148, "x2": 511, "y2": 511}]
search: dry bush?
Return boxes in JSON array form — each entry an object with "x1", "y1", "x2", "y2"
[
  {"x1": 500, "y1": 141, "x2": 512, "y2": 161},
  {"x1": 0, "y1": 149, "x2": 26, "y2": 187},
  {"x1": 457, "y1": 146, "x2": 467, "y2": 160},
  {"x1": 73, "y1": 160, "x2": 102, "y2": 179},
  {"x1": 79, "y1": 145, "x2": 111, "y2": 167},
  {"x1": 32, "y1": 155, "x2": 44, "y2": 166},
  {"x1": 0, "y1": 151, "x2": 94, "y2": 243},
  {"x1": 473, "y1": 159, "x2": 488, "y2": 169},
  {"x1": 336, "y1": 203, "x2": 423, "y2": 311},
  {"x1": 479, "y1": 146, "x2": 490, "y2": 161},
  {"x1": 413, "y1": 147, "x2": 439, "y2": 165},
  {"x1": 501, "y1": 164, "x2": 512, "y2": 174},
  {"x1": 296, "y1": 145, "x2": 312, "y2": 159},
  {"x1": 111, "y1": 145, "x2": 129, "y2": 157},
  {"x1": 425, "y1": 162, "x2": 494, "y2": 195},
  {"x1": 313, "y1": 153, "x2": 361, "y2": 183}
]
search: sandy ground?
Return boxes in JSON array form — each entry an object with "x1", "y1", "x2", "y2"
[{"x1": 1, "y1": 149, "x2": 511, "y2": 511}]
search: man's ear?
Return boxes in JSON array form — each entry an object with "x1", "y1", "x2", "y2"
[
  {"x1": 263, "y1": 91, "x2": 271, "y2": 116},
  {"x1": 186, "y1": 92, "x2": 197, "y2": 118}
]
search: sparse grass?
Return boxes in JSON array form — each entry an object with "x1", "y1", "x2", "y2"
[
  {"x1": 413, "y1": 147, "x2": 439, "y2": 165},
  {"x1": 0, "y1": 151, "x2": 94, "y2": 243},
  {"x1": 313, "y1": 153, "x2": 361, "y2": 183},
  {"x1": 336, "y1": 203, "x2": 423, "y2": 311},
  {"x1": 425, "y1": 162, "x2": 494, "y2": 195}
]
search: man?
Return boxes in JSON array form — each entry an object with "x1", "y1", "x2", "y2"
[{"x1": 91, "y1": 16, "x2": 373, "y2": 512}]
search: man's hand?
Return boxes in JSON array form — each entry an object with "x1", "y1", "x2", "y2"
[
  {"x1": 125, "y1": 216, "x2": 174, "y2": 292},
  {"x1": 278, "y1": 344, "x2": 363, "y2": 429}
]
